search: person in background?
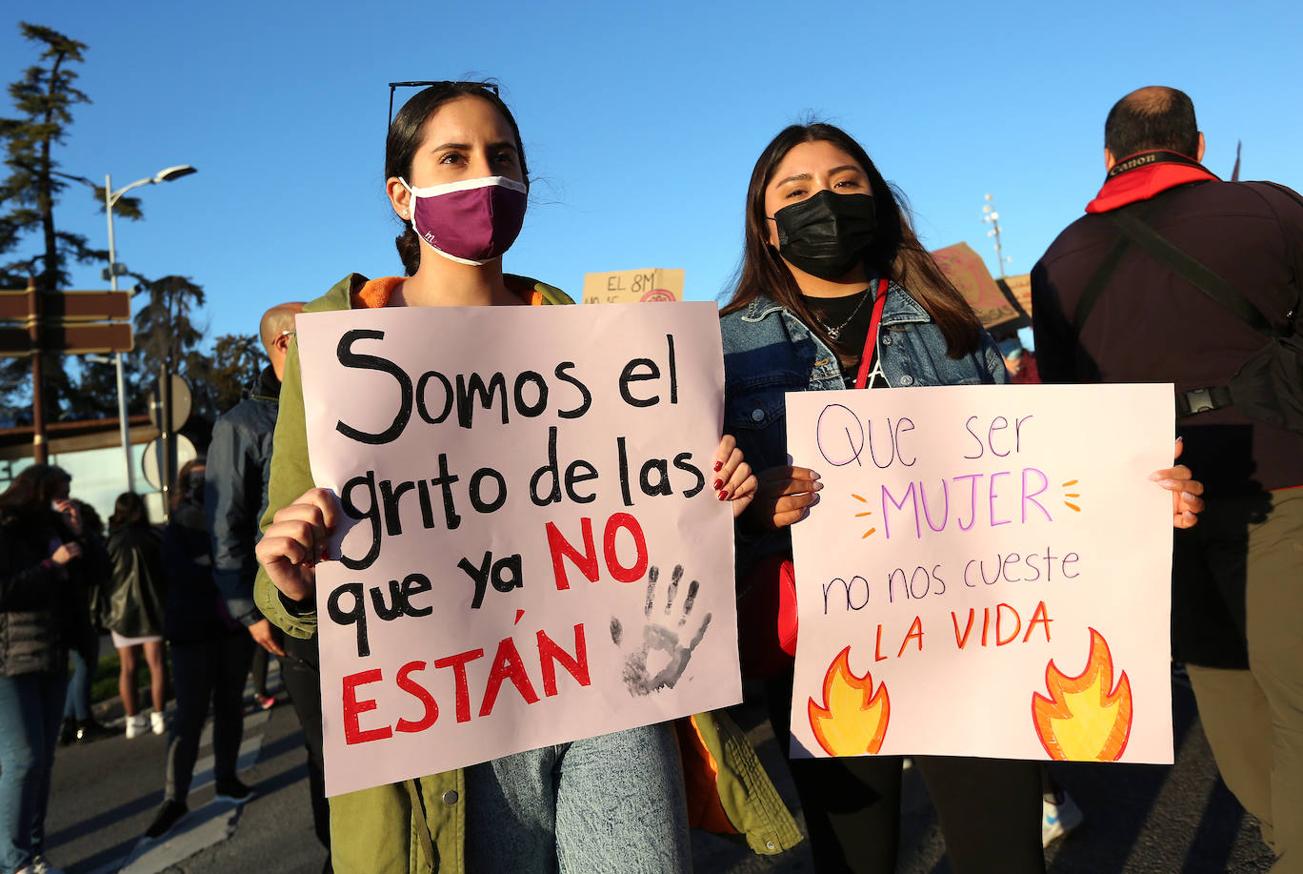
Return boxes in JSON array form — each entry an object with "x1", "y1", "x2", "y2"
[
  {"x1": 51, "y1": 477, "x2": 112, "y2": 747},
  {"x1": 996, "y1": 334, "x2": 1041, "y2": 385},
  {"x1": 204, "y1": 300, "x2": 330, "y2": 863},
  {"x1": 0, "y1": 464, "x2": 86, "y2": 874},
  {"x1": 104, "y1": 492, "x2": 168, "y2": 739},
  {"x1": 145, "y1": 459, "x2": 254, "y2": 841},
  {"x1": 1032, "y1": 85, "x2": 1303, "y2": 869}
]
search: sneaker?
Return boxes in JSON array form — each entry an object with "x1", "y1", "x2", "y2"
[
  {"x1": 58, "y1": 717, "x2": 77, "y2": 747},
  {"x1": 214, "y1": 778, "x2": 253, "y2": 803},
  {"x1": 150, "y1": 710, "x2": 167, "y2": 735},
  {"x1": 31, "y1": 854, "x2": 65, "y2": 874},
  {"x1": 255, "y1": 694, "x2": 276, "y2": 711},
  {"x1": 1042, "y1": 790, "x2": 1084, "y2": 848},
  {"x1": 74, "y1": 719, "x2": 114, "y2": 743},
  {"x1": 145, "y1": 799, "x2": 188, "y2": 839},
  {"x1": 125, "y1": 714, "x2": 149, "y2": 739}
]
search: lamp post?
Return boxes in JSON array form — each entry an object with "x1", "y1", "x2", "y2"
[{"x1": 54, "y1": 164, "x2": 197, "y2": 493}]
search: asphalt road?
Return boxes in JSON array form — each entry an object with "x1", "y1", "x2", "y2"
[{"x1": 42, "y1": 676, "x2": 1274, "y2": 873}]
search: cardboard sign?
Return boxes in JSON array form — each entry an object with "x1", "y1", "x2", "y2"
[
  {"x1": 785, "y1": 384, "x2": 1174, "y2": 764},
  {"x1": 582, "y1": 268, "x2": 684, "y2": 304},
  {"x1": 295, "y1": 302, "x2": 741, "y2": 797},
  {"x1": 930, "y1": 243, "x2": 1023, "y2": 329}
]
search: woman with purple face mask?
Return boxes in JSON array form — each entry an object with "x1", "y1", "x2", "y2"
[{"x1": 251, "y1": 82, "x2": 801, "y2": 874}]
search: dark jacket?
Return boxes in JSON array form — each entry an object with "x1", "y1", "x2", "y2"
[
  {"x1": 164, "y1": 500, "x2": 240, "y2": 643},
  {"x1": 1032, "y1": 168, "x2": 1303, "y2": 496},
  {"x1": 105, "y1": 524, "x2": 167, "y2": 638},
  {"x1": 205, "y1": 365, "x2": 279, "y2": 627},
  {"x1": 0, "y1": 510, "x2": 73, "y2": 676}
]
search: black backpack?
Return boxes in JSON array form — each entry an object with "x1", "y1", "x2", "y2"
[{"x1": 1075, "y1": 186, "x2": 1303, "y2": 434}]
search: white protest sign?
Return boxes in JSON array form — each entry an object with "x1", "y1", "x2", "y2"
[
  {"x1": 786, "y1": 384, "x2": 1174, "y2": 764},
  {"x1": 295, "y1": 302, "x2": 740, "y2": 797}
]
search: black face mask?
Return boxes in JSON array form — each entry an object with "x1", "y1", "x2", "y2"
[{"x1": 771, "y1": 191, "x2": 877, "y2": 280}]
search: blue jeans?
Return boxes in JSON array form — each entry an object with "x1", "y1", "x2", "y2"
[
  {"x1": 62, "y1": 633, "x2": 98, "y2": 722},
  {"x1": 0, "y1": 670, "x2": 68, "y2": 874},
  {"x1": 464, "y1": 722, "x2": 691, "y2": 873}
]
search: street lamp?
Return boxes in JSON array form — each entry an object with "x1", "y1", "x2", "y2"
[{"x1": 53, "y1": 164, "x2": 198, "y2": 493}]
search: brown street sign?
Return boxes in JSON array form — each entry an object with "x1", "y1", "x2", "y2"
[
  {"x1": 0, "y1": 323, "x2": 133, "y2": 356},
  {"x1": 0, "y1": 290, "x2": 131, "y2": 323}
]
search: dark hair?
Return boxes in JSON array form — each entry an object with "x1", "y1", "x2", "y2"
[
  {"x1": 722, "y1": 122, "x2": 982, "y2": 358},
  {"x1": 0, "y1": 463, "x2": 69, "y2": 525},
  {"x1": 109, "y1": 492, "x2": 150, "y2": 530},
  {"x1": 171, "y1": 458, "x2": 206, "y2": 512},
  {"x1": 386, "y1": 81, "x2": 528, "y2": 276},
  {"x1": 1104, "y1": 86, "x2": 1199, "y2": 161}
]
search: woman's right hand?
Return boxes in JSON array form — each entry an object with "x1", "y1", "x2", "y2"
[
  {"x1": 255, "y1": 487, "x2": 339, "y2": 604},
  {"x1": 743, "y1": 466, "x2": 823, "y2": 530},
  {"x1": 50, "y1": 542, "x2": 82, "y2": 566}
]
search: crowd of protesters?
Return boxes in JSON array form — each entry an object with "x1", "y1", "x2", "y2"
[{"x1": 1, "y1": 79, "x2": 1299, "y2": 874}]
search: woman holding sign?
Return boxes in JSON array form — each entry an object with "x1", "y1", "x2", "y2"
[
  {"x1": 719, "y1": 123, "x2": 1205, "y2": 874},
  {"x1": 253, "y1": 82, "x2": 797, "y2": 873}
]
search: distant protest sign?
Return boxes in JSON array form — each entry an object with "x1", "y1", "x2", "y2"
[
  {"x1": 295, "y1": 302, "x2": 740, "y2": 797},
  {"x1": 785, "y1": 384, "x2": 1174, "y2": 764},
  {"x1": 931, "y1": 242, "x2": 1023, "y2": 330},
  {"x1": 582, "y1": 267, "x2": 684, "y2": 304}
]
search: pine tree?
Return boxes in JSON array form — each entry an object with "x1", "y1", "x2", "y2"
[{"x1": 0, "y1": 23, "x2": 109, "y2": 423}]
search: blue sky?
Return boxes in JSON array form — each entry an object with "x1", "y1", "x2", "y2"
[{"x1": 3, "y1": 0, "x2": 1301, "y2": 345}]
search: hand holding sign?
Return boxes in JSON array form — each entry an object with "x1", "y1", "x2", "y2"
[{"x1": 256, "y1": 487, "x2": 339, "y2": 604}]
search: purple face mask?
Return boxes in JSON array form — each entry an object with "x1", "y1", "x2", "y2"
[{"x1": 400, "y1": 175, "x2": 528, "y2": 266}]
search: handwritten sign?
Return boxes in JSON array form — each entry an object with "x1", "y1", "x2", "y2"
[
  {"x1": 582, "y1": 267, "x2": 684, "y2": 304},
  {"x1": 785, "y1": 384, "x2": 1174, "y2": 764},
  {"x1": 930, "y1": 243, "x2": 1022, "y2": 330},
  {"x1": 295, "y1": 302, "x2": 740, "y2": 796}
]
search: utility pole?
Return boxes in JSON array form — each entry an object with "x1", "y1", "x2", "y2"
[
  {"x1": 981, "y1": 194, "x2": 1014, "y2": 278},
  {"x1": 26, "y1": 281, "x2": 47, "y2": 463}
]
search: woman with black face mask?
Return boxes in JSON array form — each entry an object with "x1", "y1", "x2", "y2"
[{"x1": 719, "y1": 123, "x2": 1206, "y2": 874}]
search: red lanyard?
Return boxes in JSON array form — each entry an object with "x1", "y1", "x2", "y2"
[{"x1": 852, "y1": 278, "x2": 890, "y2": 390}]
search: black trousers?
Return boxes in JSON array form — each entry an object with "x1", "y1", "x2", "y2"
[
  {"x1": 281, "y1": 633, "x2": 331, "y2": 857},
  {"x1": 165, "y1": 633, "x2": 255, "y2": 801},
  {"x1": 767, "y1": 673, "x2": 1045, "y2": 874}
]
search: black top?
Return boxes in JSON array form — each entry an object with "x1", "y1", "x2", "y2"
[{"x1": 804, "y1": 289, "x2": 888, "y2": 387}]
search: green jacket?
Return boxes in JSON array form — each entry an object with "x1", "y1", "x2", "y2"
[{"x1": 254, "y1": 273, "x2": 802, "y2": 873}]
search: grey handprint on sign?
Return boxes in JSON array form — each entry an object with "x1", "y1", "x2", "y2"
[{"x1": 610, "y1": 564, "x2": 713, "y2": 697}]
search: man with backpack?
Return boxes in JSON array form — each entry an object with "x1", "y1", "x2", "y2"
[{"x1": 1032, "y1": 85, "x2": 1303, "y2": 870}]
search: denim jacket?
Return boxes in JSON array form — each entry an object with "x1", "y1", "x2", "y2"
[{"x1": 721, "y1": 282, "x2": 1008, "y2": 570}]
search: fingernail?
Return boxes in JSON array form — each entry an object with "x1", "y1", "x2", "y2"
[
  {"x1": 812, "y1": 472, "x2": 822, "y2": 480},
  {"x1": 1158, "y1": 479, "x2": 1180, "y2": 490},
  {"x1": 717, "y1": 489, "x2": 728, "y2": 501},
  {"x1": 1176, "y1": 436, "x2": 1184, "y2": 444},
  {"x1": 712, "y1": 478, "x2": 723, "y2": 490},
  {"x1": 713, "y1": 460, "x2": 723, "y2": 472},
  {"x1": 812, "y1": 481, "x2": 824, "y2": 491},
  {"x1": 1148, "y1": 471, "x2": 1162, "y2": 481}
]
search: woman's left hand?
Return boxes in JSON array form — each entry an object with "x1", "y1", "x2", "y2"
[
  {"x1": 1150, "y1": 439, "x2": 1205, "y2": 529},
  {"x1": 714, "y1": 435, "x2": 757, "y2": 519}
]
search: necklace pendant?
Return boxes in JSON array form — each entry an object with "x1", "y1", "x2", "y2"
[{"x1": 827, "y1": 327, "x2": 841, "y2": 340}]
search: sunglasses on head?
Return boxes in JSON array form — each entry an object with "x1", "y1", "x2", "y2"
[{"x1": 387, "y1": 80, "x2": 500, "y2": 129}]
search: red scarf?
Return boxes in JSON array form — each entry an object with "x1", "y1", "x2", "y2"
[{"x1": 1085, "y1": 150, "x2": 1219, "y2": 214}]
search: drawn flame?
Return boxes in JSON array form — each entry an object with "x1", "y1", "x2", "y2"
[
  {"x1": 1032, "y1": 628, "x2": 1133, "y2": 761},
  {"x1": 808, "y1": 647, "x2": 890, "y2": 756}
]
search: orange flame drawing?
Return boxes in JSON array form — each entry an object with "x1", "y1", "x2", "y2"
[
  {"x1": 808, "y1": 647, "x2": 890, "y2": 756},
  {"x1": 1032, "y1": 628, "x2": 1133, "y2": 761}
]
